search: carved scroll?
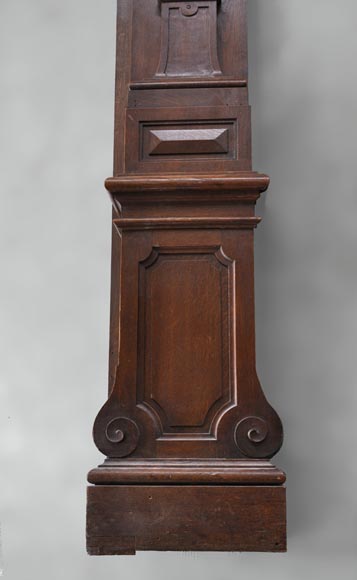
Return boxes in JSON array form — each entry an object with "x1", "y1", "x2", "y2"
[{"x1": 87, "y1": 0, "x2": 287, "y2": 556}]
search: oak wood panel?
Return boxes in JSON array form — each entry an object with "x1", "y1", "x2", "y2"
[
  {"x1": 125, "y1": 106, "x2": 250, "y2": 173},
  {"x1": 87, "y1": 485, "x2": 287, "y2": 554},
  {"x1": 130, "y1": 0, "x2": 248, "y2": 83},
  {"x1": 156, "y1": 1, "x2": 222, "y2": 78},
  {"x1": 144, "y1": 126, "x2": 230, "y2": 156},
  {"x1": 88, "y1": 0, "x2": 286, "y2": 555},
  {"x1": 128, "y1": 87, "x2": 248, "y2": 112},
  {"x1": 93, "y1": 226, "x2": 283, "y2": 461},
  {"x1": 137, "y1": 246, "x2": 234, "y2": 438}
]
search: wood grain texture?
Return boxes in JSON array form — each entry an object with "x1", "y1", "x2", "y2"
[
  {"x1": 113, "y1": 217, "x2": 261, "y2": 230},
  {"x1": 156, "y1": 1, "x2": 222, "y2": 78},
  {"x1": 145, "y1": 126, "x2": 230, "y2": 156},
  {"x1": 88, "y1": 459, "x2": 286, "y2": 485},
  {"x1": 87, "y1": 485, "x2": 287, "y2": 554},
  {"x1": 105, "y1": 172, "x2": 270, "y2": 193},
  {"x1": 125, "y1": 106, "x2": 250, "y2": 173},
  {"x1": 137, "y1": 245, "x2": 233, "y2": 438},
  {"x1": 88, "y1": 0, "x2": 286, "y2": 555}
]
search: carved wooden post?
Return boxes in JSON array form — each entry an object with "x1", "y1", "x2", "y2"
[{"x1": 86, "y1": 0, "x2": 286, "y2": 555}]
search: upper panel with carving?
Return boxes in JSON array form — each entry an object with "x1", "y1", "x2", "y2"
[
  {"x1": 131, "y1": 0, "x2": 248, "y2": 83},
  {"x1": 156, "y1": 1, "x2": 222, "y2": 78},
  {"x1": 114, "y1": 0, "x2": 249, "y2": 175}
]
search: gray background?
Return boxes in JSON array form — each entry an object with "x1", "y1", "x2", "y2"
[{"x1": 1, "y1": 0, "x2": 356, "y2": 578}]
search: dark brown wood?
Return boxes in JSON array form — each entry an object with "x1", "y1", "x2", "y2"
[
  {"x1": 130, "y1": 79, "x2": 247, "y2": 90},
  {"x1": 125, "y1": 106, "x2": 251, "y2": 173},
  {"x1": 87, "y1": 486, "x2": 286, "y2": 555},
  {"x1": 87, "y1": 0, "x2": 286, "y2": 555},
  {"x1": 156, "y1": 1, "x2": 222, "y2": 78},
  {"x1": 88, "y1": 459, "x2": 286, "y2": 485}
]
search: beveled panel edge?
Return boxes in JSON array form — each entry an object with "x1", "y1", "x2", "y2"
[
  {"x1": 88, "y1": 459, "x2": 286, "y2": 485},
  {"x1": 136, "y1": 245, "x2": 235, "y2": 438},
  {"x1": 144, "y1": 126, "x2": 230, "y2": 157},
  {"x1": 105, "y1": 172, "x2": 270, "y2": 194}
]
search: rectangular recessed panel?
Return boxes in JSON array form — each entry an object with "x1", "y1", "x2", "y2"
[
  {"x1": 146, "y1": 127, "x2": 229, "y2": 156},
  {"x1": 157, "y1": 2, "x2": 221, "y2": 77},
  {"x1": 142, "y1": 122, "x2": 235, "y2": 160},
  {"x1": 137, "y1": 247, "x2": 234, "y2": 438},
  {"x1": 125, "y1": 106, "x2": 251, "y2": 173}
]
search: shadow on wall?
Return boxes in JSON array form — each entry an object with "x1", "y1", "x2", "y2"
[
  {"x1": 248, "y1": 0, "x2": 301, "y2": 538},
  {"x1": 247, "y1": 0, "x2": 350, "y2": 544}
]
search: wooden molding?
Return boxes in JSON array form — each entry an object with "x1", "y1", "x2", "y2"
[
  {"x1": 88, "y1": 459, "x2": 286, "y2": 485},
  {"x1": 113, "y1": 217, "x2": 261, "y2": 231},
  {"x1": 130, "y1": 79, "x2": 247, "y2": 90},
  {"x1": 87, "y1": 0, "x2": 286, "y2": 556},
  {"x1": 105, "y1": 172, "x2": 270, "y2": 193}
]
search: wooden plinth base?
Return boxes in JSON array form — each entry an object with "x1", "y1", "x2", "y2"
[{"x1": 87, "y1": 483, "x2": 286, "y2": 555}]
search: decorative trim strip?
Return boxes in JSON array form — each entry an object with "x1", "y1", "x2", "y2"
[
  {"x1": 130, "y1": 79, "x2": 248, "y2": 90},
  {"x1": 159, "y1": 0, "x2": 221, "y2": 3},
  {"x1": 105, "y1": 173, "x2": 270, "y2": 194},
  {"x1": 88, "y1": 459, "x2": 286, "y2": 485},
  {"x1": 113, "y1": 217, "x2": 261, "y2": 231}
]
